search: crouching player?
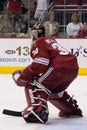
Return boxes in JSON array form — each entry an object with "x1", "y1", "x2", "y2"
[{"x1": 12, "y1": 24, "x2": 83, "y2": 124}]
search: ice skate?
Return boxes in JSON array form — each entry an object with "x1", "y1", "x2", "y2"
[{"x1": 59, "y1": 108, "x2": 83, "y2": 118}]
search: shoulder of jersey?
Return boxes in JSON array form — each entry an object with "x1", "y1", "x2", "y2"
[{"x1": 35, "y1": 37, "x2": 45, "y2": 44}]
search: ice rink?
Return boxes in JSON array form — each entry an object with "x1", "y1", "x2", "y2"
[{"x1": 0, "y1": 74, "x2": 87, "y2": 130}]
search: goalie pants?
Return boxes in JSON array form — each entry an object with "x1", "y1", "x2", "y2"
[{"x1": 38, "y1": 67, "x2": 78, "y2": 93}]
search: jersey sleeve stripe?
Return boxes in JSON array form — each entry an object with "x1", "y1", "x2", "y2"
[
  {"x1": 35, "y1": 57, "x2": 50, "y2": 62},
  {"x1": 33, "y1": 57, "x2": 49, "y2": 66}
]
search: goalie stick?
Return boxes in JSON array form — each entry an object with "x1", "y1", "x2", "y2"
[
  {"x1": 2, "y1": 109, "x2": 22, "y2": 117},
  {"x1": 2, "y1": 109, "x2": 48, "y2": 123}
]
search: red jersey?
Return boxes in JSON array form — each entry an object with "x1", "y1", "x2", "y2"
[
  {"x1": 77, "y1": 29, "x2": 87, "y2": 38},
  {"x1": 30, "y1": 37, "x2": 78, "y2": 75},
  {"x1": 8, "y1": 0, "x2": 22, "y2": 12}
]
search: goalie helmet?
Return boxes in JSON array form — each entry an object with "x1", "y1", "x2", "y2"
[{"x1": 30, "y1": 24, "x2": 45, "y2": 40}]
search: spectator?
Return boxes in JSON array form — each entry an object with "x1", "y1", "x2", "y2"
[
  {"x1": 44, "y1": 11, "x2": 59, "y2": 37},
  {"x1": 0, "y1": 0, "x2": 4, "y2": 18},
  {"x1": 34, "y1": 0, "x2": 49, "y2": 20},
  {"x1": 0, "y1": 0, "x2": 6, "y2": 31},
  {"x1": 7, "y1": 0, "x2": 23, "y2": 32},
  {"x1": 29, "y1": 11, "x2": 37, "y2": 28},
  {"x1": 66, "y1": 12, "x2": 83, "y2": 38},
  {"x1": 75, "y1": 22, "x2": 87, "y2": 38},
  {"x1": 17, "y1": 20, "x2": 28, "y2": 38},
  {"x1": 25, "y1": 10, "x2": 37, "y2": 37},
  {"x1": 29, "y1": 18, "x2": 37, "y2": 28},
  {"x1": 33, "y1": 1, "x2": 37, "y2": 15},
  {"x1": 20, "y1": 21, "x2": 28, "y2": 34}
]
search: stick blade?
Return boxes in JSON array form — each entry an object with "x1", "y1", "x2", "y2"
[{"x1": 2, "y1": 109, "x2": 22, "y2": 117}]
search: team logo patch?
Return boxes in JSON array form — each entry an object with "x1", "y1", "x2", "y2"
[{"x1": 32, "y1": 48, "x2": 38, "y2": 56}]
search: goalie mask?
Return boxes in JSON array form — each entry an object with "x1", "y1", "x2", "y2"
[{"x1": 30, "y1": 24, "x2": 45, "y2": 40}]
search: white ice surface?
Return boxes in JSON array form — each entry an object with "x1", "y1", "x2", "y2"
[{"x1": 0, "y1": 74, "x2": 87, "y2": 130}]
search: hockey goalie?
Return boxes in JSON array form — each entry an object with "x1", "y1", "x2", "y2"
[{"x1": 12, "y1": 24, "x2": 83, "y2": 124}]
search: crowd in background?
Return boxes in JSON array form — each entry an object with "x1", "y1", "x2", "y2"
[{"x1": 0, "y1": 0, "x2": 87, "y2": 38}]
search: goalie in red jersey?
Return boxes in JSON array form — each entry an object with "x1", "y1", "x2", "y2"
[{"x1": 12, "y1": 24, "x2": 83, "y2": 123}]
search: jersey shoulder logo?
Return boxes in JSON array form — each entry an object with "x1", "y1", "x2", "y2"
[{"x1": 32, "y1": 48, "x2": 38, "y2": 56}]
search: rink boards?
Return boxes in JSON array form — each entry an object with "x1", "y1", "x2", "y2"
[{"x1": 0, "y1": 39, "x2": 87, "y2": 75}]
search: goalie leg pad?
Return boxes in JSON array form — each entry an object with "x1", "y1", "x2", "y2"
[
  {"x1": 22, "y1": 106, "x2": 48, "y2": 123},
  {"x1": 49, "y1": 91, "x2": 83, "y2": 117},
  {"x1": 22, "y1": 84, "x2": 49, "y2": 123}
]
